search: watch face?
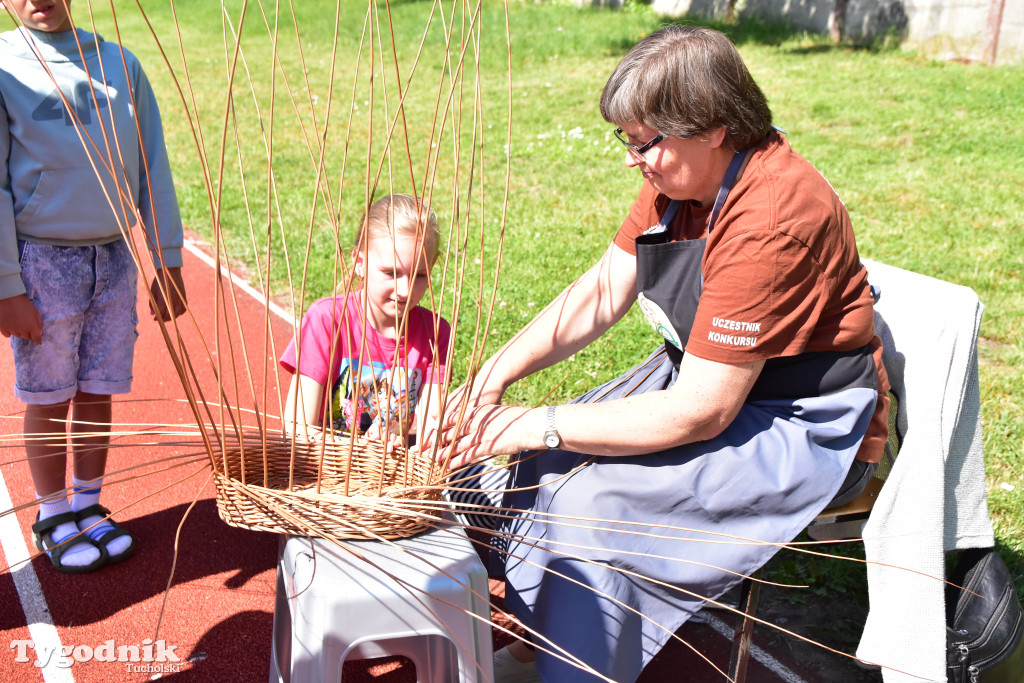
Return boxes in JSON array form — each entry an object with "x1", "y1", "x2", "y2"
[{"x1": 544, "y1": 432, "x2": 560, "y2": 449}]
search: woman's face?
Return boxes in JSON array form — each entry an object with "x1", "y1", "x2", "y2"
[{"x1": 618, "y1": 122, "x2": 729, "y2": 206}]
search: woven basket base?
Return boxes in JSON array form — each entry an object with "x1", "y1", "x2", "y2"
[{"x1": 210, "y1": 432, "x2": 444, "y2": 540}]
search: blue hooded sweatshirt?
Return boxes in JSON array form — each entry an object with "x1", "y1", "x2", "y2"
[{"x1": 0, "y1": 26, "x2": 183, "y2": 299}]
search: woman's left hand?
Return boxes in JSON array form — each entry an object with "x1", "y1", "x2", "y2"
[{"x1": 436, "y1": 404, "x2": 535, "y2": 470}]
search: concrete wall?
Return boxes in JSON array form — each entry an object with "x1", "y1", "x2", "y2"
[{"x1": 647, "y1": 0, "x2": 1023, "y2": 65}]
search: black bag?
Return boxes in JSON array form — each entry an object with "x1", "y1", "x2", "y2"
[{"x1": 946, "y1": 548, "x2": 1024, "y2": 683}]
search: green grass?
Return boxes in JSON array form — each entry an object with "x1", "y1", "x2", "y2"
[{"x1": 7, "y1": 0, "x2": 1021, "y2": 600}]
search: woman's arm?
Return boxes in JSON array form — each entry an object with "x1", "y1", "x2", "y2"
[
  {"x1": 440, "y1": 352, "x2": 764, "y2": 469},
  {"x1": 554, "y1": 352, "x2": 764, "y2": 454},
  {"x1": 283, "y1": 373, "x2": 326, "y2": 435},
  {"x1": 469, "y1": 242, "x2": 638, "y2": 403}
]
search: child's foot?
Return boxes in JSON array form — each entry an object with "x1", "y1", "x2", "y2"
[
  {"x1": 72, "y1": 480, "x2": 134, "y2": 563},
  {"x1": 31, "y1": 511, "x2": 106, "y2": 573},
  {"x1": 74, "y1": 504, "x2": 134, "y2": 564}
]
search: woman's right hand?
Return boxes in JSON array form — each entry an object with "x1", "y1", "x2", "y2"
[
  {"x1": 435, "y1": 403, "x2": 536, "y2": 471},
  {"x1": 416, "y1": 370, "x2": 507, "y2": 459},
  {"x1": 416, "y1": 381, "x2": 473, "y2": 457}
]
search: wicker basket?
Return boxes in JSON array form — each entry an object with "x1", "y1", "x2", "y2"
[{"x1": 209, "y1": 430, "x2": 444, "y2": 540}]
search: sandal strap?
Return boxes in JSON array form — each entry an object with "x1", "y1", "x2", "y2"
[
  {"x1": 74, "y1": 503, "x2": 112, "y2": 520},
  {"x1": 94, "y1": 524, "x2": 131, "y2": 547},
  {"x1": 32, "y1": 513, "x2": 108, "y2": 573},
  {"x1": 85, "y1": 515, "x2": 134, "y2": 563},
  {"x1": 39, "y1": 532, "x2": 107, "y2": 574},
  {"x1": 93, "y1": 528, "x2": 129, "y2": 540},
  {"x1": 46, "y1": 528, "x2": 88, "y2": 553},
  {"x1": 31, "y1": 511, "x2": 79, "y2": 535},
  {"x1": 43, "y1": 536, "x2": 73, "y2": 564},
  {"x1": 76, "y1": 505, "x2": 132, "y2": 548}
]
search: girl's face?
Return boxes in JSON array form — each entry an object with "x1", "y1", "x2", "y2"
[
  {"x1": 356, "y1": 231, "x2": 433, "y2": 338},
  {"x1": 618, "y1": 122, "x2": 730, "y2": 206}
]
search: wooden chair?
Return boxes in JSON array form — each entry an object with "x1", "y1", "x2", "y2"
[{"x1": 727, "y1": 391, "x2": 901, "y2": 683}]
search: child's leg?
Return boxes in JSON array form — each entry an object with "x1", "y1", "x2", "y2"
[
  {"x1": 63, "y1": 240, "x2": 137, "y2": 562},
  {"x1": 14, "y1": 241, "x2": 132, "y2": 572},
  {"x1": 70, "y1": 392, "x2": 133, "y2": 561},
  {"x1": 25, "y1": 400, "x2": 104, "y2": 570},
  {"x1": 25, "y1": 400, "x2": 72, "y2": 495},
  {"x1": 69, "y1": 391, "x2": 110, "y2": 482}
]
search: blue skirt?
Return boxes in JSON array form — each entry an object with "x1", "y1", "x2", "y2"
[{"x1": 490, "y1": 348, "x2": 877, "y2": 682}]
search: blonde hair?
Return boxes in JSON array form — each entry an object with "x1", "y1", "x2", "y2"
[{"x1": 353, "y1": 194, "x2": 440, "y2": 264}]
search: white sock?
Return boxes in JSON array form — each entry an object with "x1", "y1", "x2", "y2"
[
  {"x1": 71, "y1": 478, "x2": 132, "y2": 559},
  {"x1": 36, "y1": 492, "x2": 102, "y2": 568}
]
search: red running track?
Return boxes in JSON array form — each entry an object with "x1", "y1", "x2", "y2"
[{"x1": 0, "y1": 234, "x2": 814, "y2": 682}]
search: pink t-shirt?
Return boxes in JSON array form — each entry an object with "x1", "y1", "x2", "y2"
[{"x1": 279, "y1": 292, "x2": 451, "y2": 433}]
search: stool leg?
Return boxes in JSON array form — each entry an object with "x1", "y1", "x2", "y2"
[
  {"x1": 728, "y1": 569, "x2": 762, "y2": 683},
  {"x1": 270, "y1": 548, "x2": 291, "y2": 683}
]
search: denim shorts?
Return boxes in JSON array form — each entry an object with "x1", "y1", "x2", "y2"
[{"x1": 11, "y1": 240, "x2": 138, "y2": 404}]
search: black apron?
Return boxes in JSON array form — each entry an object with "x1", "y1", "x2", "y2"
[{"x1": 634, "y1": 150, "x2": 746, "y2": 364}]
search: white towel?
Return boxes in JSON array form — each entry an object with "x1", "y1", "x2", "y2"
[{"x1": 856, "y1": 259, "x2": 994, "y2": 682}]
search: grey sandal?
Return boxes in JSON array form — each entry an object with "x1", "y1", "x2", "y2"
[{"x1": 32, "y1": 511, "x2": 107, "y2": 573}]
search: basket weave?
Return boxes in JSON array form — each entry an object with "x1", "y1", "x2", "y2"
[{"x1": 209, "y1": 430, "x2": 444, "y2": 540}]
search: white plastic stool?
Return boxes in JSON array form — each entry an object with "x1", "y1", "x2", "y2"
[{"x1": 269, "y1": 523, "x2": 494, "y2": 682}]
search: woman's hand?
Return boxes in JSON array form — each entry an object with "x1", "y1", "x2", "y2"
[
  {"x1": 456, "y1": 364, "x2": 509, "y2": 408},
  {"x1": 436, "y1": 404, "x2": 537, "y2": 470},
  {"x1": 416, "y1": 377, "x2": 505, "y2": 456}
]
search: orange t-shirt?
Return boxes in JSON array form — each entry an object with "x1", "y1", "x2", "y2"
[{"x1": 615, "y1": 131, "x2": 889, "y2": 463}]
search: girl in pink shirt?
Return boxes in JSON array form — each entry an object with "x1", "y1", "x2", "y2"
[{"x1": 280, "y1": 195, "x2": 451, "y2": 444}]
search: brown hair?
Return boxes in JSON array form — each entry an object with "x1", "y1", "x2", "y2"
[{"x1": 600, "y1": 25, "x2": 772, "y2": 150}]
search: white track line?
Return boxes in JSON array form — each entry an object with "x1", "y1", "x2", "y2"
[
  {"x1": 183, "y1": 239, "x2": 295, "y2": 327},
  {"x1": 693, "y1": 610, "x2": 807, "y2": 682},
  {"x1": 0, "y1": 470, "x2": 74, "y2": 683}
]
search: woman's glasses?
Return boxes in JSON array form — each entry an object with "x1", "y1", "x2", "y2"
[{"x1": 614, "y1": 127, "x2": 665, "y2": 161}]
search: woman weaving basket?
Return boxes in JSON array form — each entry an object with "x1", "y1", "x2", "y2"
[{"x1": 429, "y1": 25, "x2": 891, "y2": 682}]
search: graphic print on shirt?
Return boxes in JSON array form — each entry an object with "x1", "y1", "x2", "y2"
[
  {"x1": 330, "y1": 360, "x2": 423, "y2": 437},
  {"x1": 707, "y1": 316, "x2": 760, "y2": 348},
  {"x1": 33, "y1": 81, "x2": 110, "y2": 126},
  {"x1": 637, "y1": 292, "x2": 682, "y2": 349}
]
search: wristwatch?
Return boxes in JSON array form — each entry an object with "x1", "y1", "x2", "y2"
[{"x1": 543, "y1": 405, "x2": 561, "y2": 449}]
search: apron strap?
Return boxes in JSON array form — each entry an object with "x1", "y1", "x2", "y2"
[
  {"x1": 658, "y1": 200, "x2": 681, "y2": 231},
  {"x1": 699, "y1": 148, "x2": 750, "y2": 290},
  {"x1": 642, "y1": 199, "x2": 681, "y2": 238},
  {"x1": 707, "y1": 148, "x2": 750, "y2": 235}
]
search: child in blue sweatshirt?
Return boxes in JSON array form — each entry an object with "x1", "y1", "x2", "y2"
[{"x1": 1, "y1": 0, "x2": 187, "y2": 572}]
